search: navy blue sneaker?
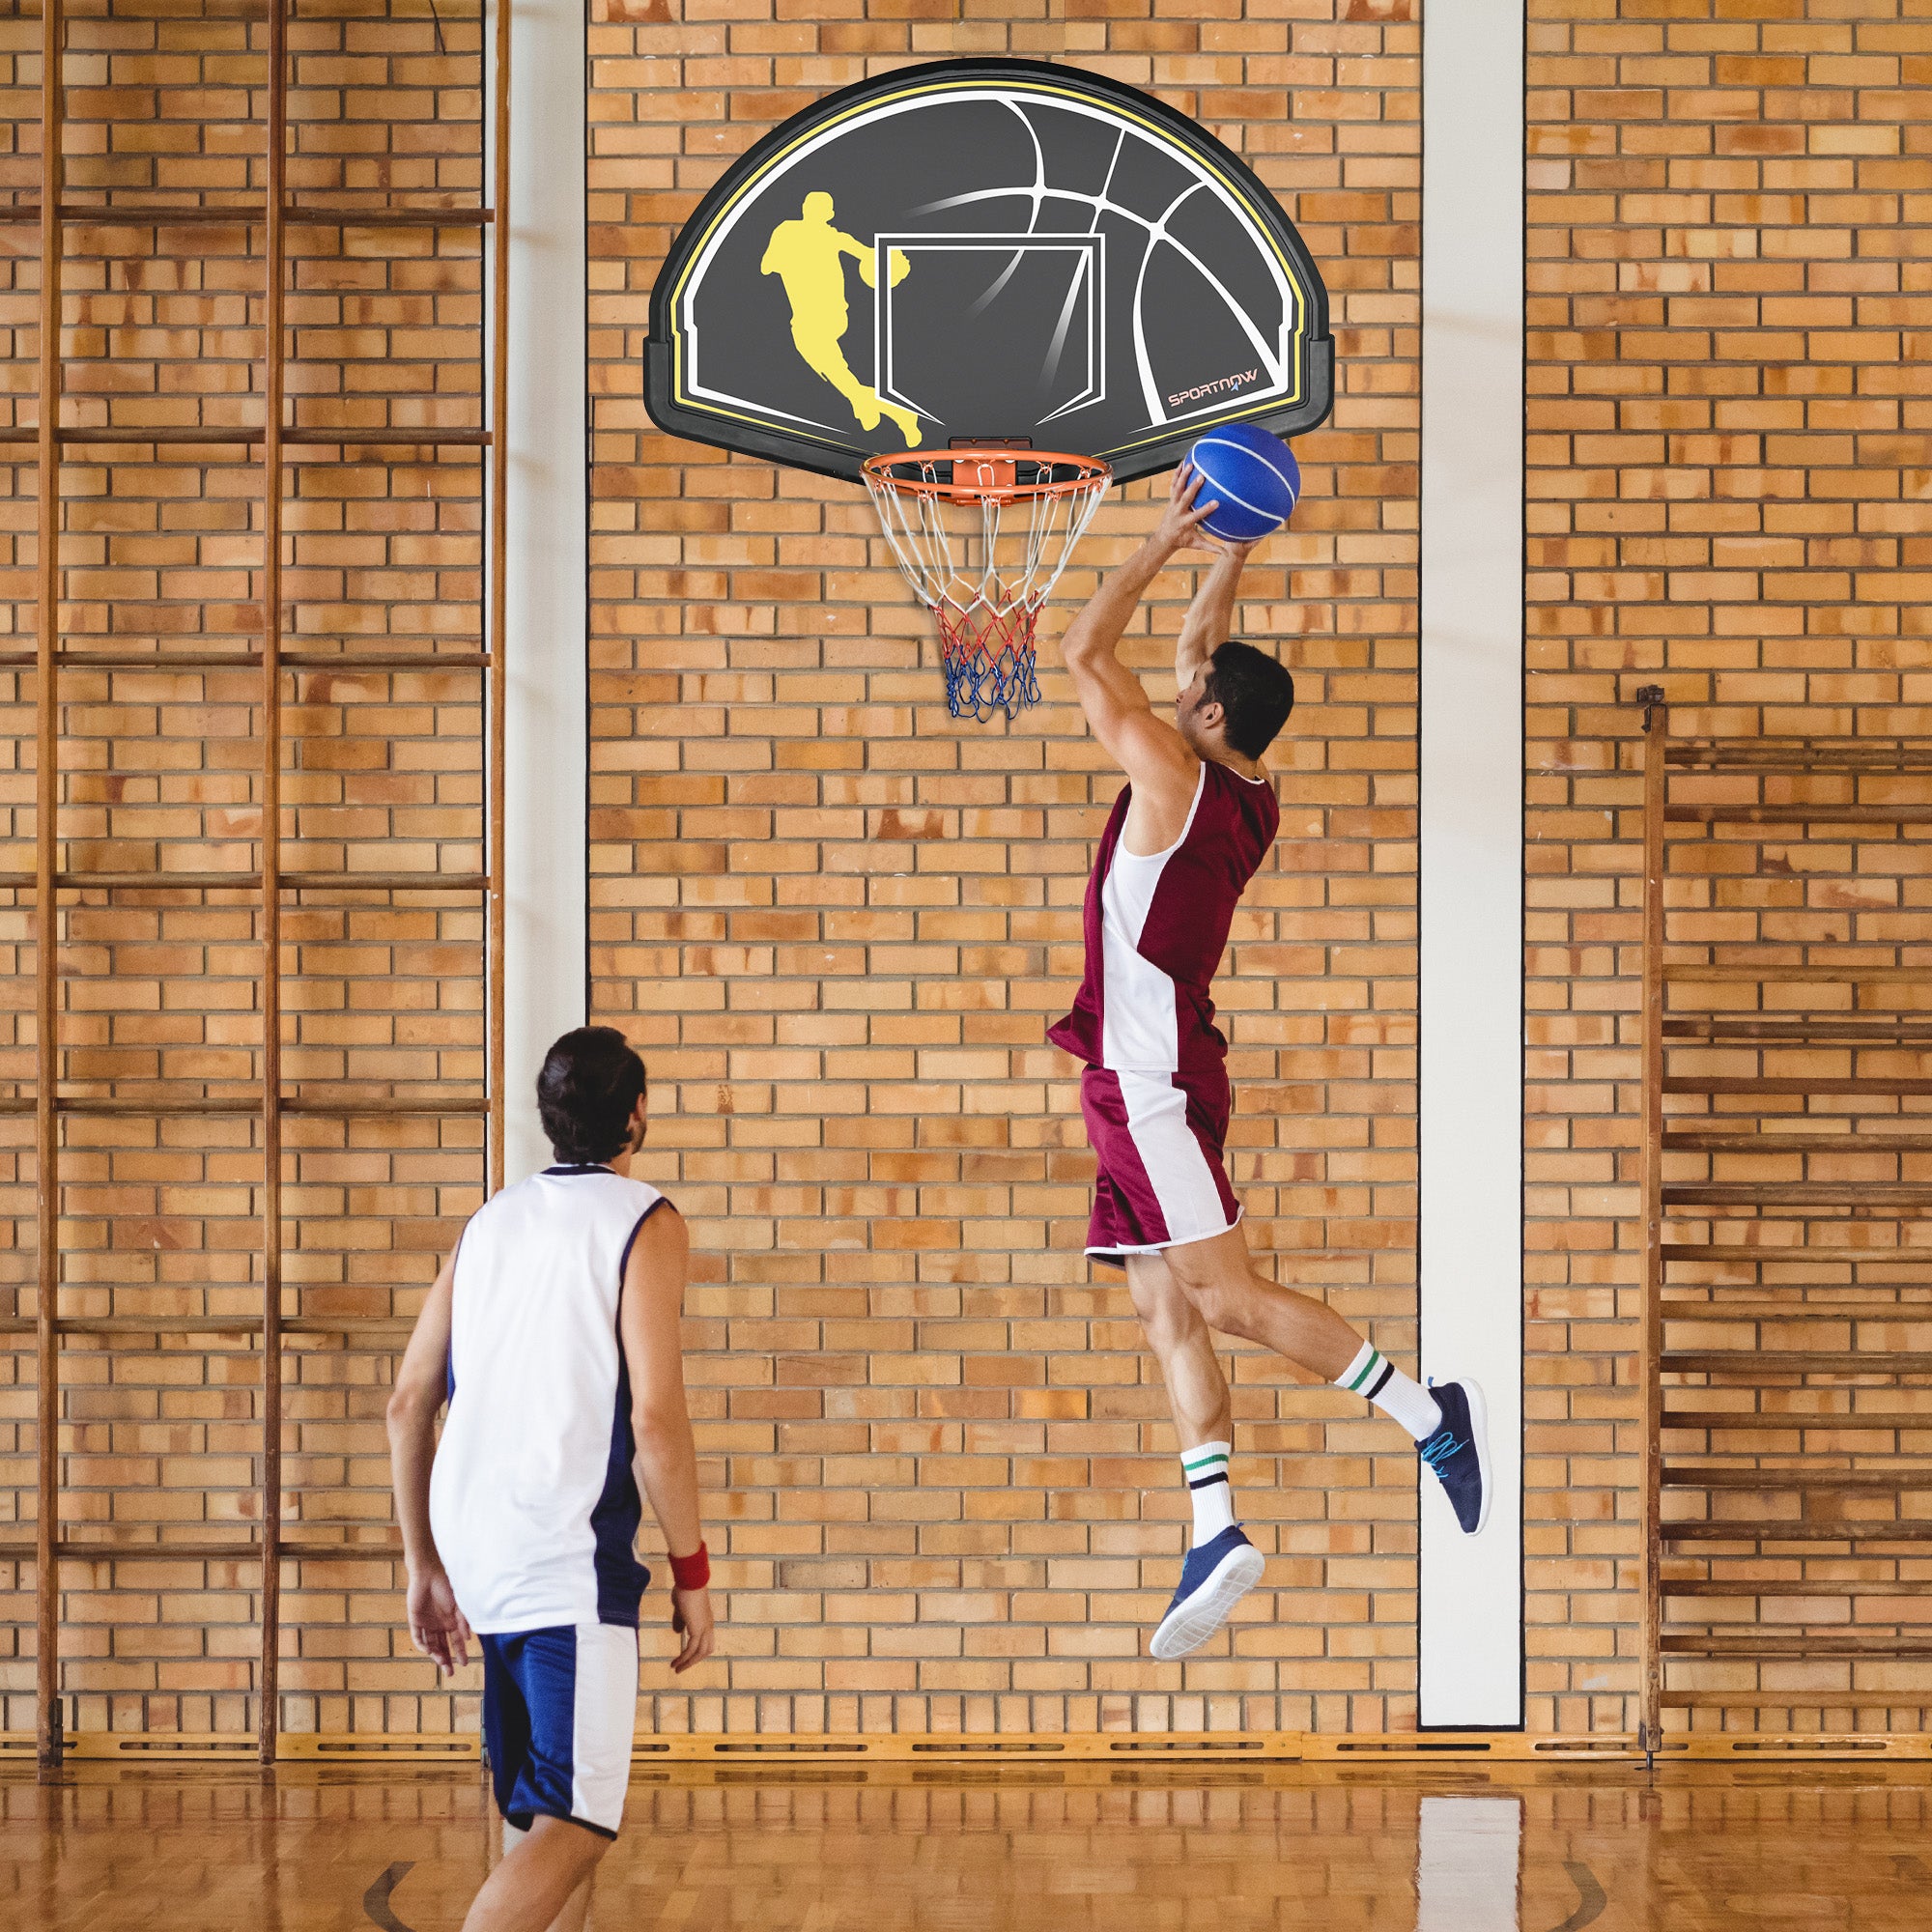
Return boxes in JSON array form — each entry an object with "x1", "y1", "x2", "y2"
[
  {"x1": 1150, "y1": 1524, "x2": 1265, "y2": 1661},
  {"x1": 1419, "y1": 1378, "x2": 1491, "y2": 1535}
]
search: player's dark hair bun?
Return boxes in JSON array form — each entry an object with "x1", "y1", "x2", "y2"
[
  {"x1": 1204, "y1": 641, "x2": 1295, "y2": 760},
  {"x1": 536, "y1": 1026, "x2": 647, "y2": 1165}
]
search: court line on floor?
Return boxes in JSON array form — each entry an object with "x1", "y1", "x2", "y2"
[
  {"x1": 363, "y1": 1861, "x2": 417, "y2": 1932},
  {"x1": 1545, "y1": 1861, "x2": 1606, "y2": 1932}
]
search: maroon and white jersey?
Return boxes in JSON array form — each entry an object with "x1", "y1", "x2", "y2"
[{"x1": 1049, "y1": 757, "x2": 1279, "y2": 1078}]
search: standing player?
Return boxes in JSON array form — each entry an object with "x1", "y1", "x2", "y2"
[
  {"x1": 1050, "y1": 468, "x2": 1490, "y2": 1662},
  {"x1": 387, "y1": 1027, "x2": 714, "y2": 1932}
]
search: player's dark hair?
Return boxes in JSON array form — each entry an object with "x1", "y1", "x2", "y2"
[
  {"x1": 1203, "y1": 640, "x2": 1295, "y2": 759},
  {"x1": 537, "y1": 1026, "x2": 646, "y2": 1165}
]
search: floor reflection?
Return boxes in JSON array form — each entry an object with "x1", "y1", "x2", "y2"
[
  {"x1": 1417, "y1": 1795, "x2": 1521, "y2": 1931},
  {"x1": 2, "y1": 1763, "x2": 1930, "y2": 1929}
]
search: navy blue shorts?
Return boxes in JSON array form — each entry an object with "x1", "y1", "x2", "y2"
[{"x1": 481, "y1": 1623, "x2": 639, "y2": 1838}]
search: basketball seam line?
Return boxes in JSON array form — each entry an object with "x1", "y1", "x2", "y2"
[
  {"x1": 1189, "y1": 466, "x2": 1277, "y2": 522},
  {"x1": 1194, "y1": 435, "x2": 1298, "y2": 502}
]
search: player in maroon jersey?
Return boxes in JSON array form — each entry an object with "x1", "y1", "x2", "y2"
[{"x1": 1051, "y1": 466, "x2": 1490, "y2": 1661}]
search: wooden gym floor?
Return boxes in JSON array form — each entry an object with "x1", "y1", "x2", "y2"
[{"x1": 3, "y1": 1763, "x2": 1929, "y2": 1930}]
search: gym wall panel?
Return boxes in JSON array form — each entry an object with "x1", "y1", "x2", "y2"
[
  {"x1": 1, "y1": 0, "x2": 490, "y2": 1742},
  {"x1": 588, "y1": 11, "x2": 1428, "y2": 1736},
  {"x1": 1522, "y1": 0, "x2": 1931, "y2": 1737},
  {"x1": 2, "y1": 0, "x2": 1923, "y2": 1748}
]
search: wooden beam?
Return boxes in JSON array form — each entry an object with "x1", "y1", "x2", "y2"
[
  {"x1": 487, "y1": 0, "x2": 510, "y2": 1199},
  {"x1": 34, "y1": 0, "x2": 64, "y2": 1778},
  {"x1": 257, "y1": 0, "x2": 289, "y2": 1770},
  {"x1": 1639, "y1": 692, "x2": 1666, "y2": 1755}
]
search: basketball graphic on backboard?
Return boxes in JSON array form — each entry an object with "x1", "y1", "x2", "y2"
[{"x1": 645, "y1": 59, "x2": 1334, "y2": 484}]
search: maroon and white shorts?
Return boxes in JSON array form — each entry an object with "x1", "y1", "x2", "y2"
[{"x1": 1078, "y1": 1065, "x2": 1242, "y2": 1266}]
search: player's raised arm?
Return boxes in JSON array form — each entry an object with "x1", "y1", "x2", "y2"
[
  {"x1": 1175, "y1": 520, "x2": 1258, "y2": 697},
  {"x1": 1058, "y1": 467, "x2": 1218, "y2": 792}
]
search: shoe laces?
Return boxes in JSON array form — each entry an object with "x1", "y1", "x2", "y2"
[{"x1": 1419, "y1": 1428, "x2": 1465, "y2": 1474}]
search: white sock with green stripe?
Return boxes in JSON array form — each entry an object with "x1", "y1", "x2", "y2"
[
  {"x1": 1335, "y1": 1341, "x2": 1441, "y2": 1441},
  {"x1": 1180, "y1": 1440, "x2": 1236, "y2": 1543}
]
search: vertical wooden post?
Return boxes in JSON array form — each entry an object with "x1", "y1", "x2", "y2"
[
  {"x1": 1637, "y1": 686, "x2": 1666, "y2": 1756},
  {"x1": 258, "y1": 0, "x2": 289, "y2": 1767},
  {"x1": 33, "y1": 0, "x2": 66, "y2": 1777},
  {"x1": 487, "y1": 0, "x2": 510, "y2": 1197}
]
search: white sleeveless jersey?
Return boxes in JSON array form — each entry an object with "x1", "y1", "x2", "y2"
[{"x1": 429, "y1": 1164, "x2": 667, "y2": 1634}]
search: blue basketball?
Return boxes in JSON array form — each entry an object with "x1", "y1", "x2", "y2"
[{"x1": 1186, "y1": 425, "x2": 1301, "y2": 543}]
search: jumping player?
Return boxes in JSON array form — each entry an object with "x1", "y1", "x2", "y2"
[
  {"x1": 760, "y1": 191, "x2": 923, "y2": 447},
  {"x1": 1050, "y1": 467, "x2": 1490, "y2": 1662},
  {"x1": 388, "y1": 1027, "x2": 713, "y2": 1932}
]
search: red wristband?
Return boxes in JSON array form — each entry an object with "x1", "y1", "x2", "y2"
[{"x1": 669, "y1": 1544, "x2": 710, "y2": 1592}]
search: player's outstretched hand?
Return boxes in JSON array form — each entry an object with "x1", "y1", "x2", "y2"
[
  {"x1": 669, "y1": 1584, "x2": 716, "y2": 1673},
  {"x1": 407, "y1": 1563, "x2": 474, "y2": 1674},
  {"x1": 1203, "y1": 529, "x2": 1263, "y2": 565},
  {"x1": 1153, "y1": 463, "x2": 1221, "y2": 554}
]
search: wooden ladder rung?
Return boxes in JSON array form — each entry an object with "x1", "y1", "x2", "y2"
[
  {"x1": 1666, "y1": 805, "x2": 1932, "y2": 825},
  {"x1": 1659, "y1": 1301, "x2": 1932, "y2": 1321},
  {"x1": 1662, "y1": 1467, "x2": 1932, "y2": 1490},
  {"x1": 1663, "y1": 1578, "x2": 1932, "y2": 1598},
  {"x1": 1662, "y1": 964, "x2": 1931, "y2": 984},
  {"x1": 1665, "y1": 740, "x2": 1932, "y2": 772},
  {"x1": 0, "y1": 649, "x2": 489, "y2": 672},
  {"x1": 0, "y1": 201, "x2": 494, "y2": 229},
  {"x1": 24, "y1": 1316, "x2": 416, "y2": 1341},
  {"x1": 1660, "y1": 1691, "x2": 1932, "y2": 1709},
  {"x1": 0, "y1": 1094, "x2": 489, "y2": 1118},
  {"x1": 1663, "y1": 1411, "x2": 1932, "y2": 1433},
  {"x1": 0, "y1": 870, "x2": 490, "y2": 893},
  {"x1": 1663, "y1": 1132, "x2": 1932, "y2": 1152},
  {"x1": 1663, "y1": 1022, "x2": 1932, "y2": 1044},
  {"x1": 1662, "y1": 1520, "x2": 1932, "y2": 1543},
  {"x1": 1664, "y1": 1079, "x2": 1932, "y2": 1097},
  {"x1": 1661, "y1": 1350, "x2": 1932, "y2": 1374},
  {"x1": 1660, "y1": 1634, "x2": 1932, "y2": 1658},
  {"x1": 1661, "y1": 1244, "x2": 1932, "y2": 1264},
  {"x1": 1662, "y1": 1184, "x2": 1932, "y2": 1209},
  {"x1": 0, "y1": 1534, "x2": 409, "y2": 1563}
]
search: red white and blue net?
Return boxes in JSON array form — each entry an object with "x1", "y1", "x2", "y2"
[{"x1": 864, "y1": 449, "x2": 1112, "y2": 724}]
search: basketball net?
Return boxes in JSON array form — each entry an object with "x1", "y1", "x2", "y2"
[{"x1": 864, "y1": 448, "x2": 1112, "y2": 723}]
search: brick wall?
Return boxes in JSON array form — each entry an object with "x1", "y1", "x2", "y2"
[
  {"x1": 4, "y1": 0, "x2": 1923, "y2": 1744},
  {"x1": 1, "y1": 0, "x2": 489, "y2": 1739},
  {"x1": 1524, "y1": 0, "x2": 1930, "y2": 1733},
  {"x1": 590, "y1": 3, "x2": 1425, "y2": 1736}
]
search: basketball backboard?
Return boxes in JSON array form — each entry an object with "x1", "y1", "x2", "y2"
[{"x1": 645, "y1": 59, "x2": 1333, "y2": 486}]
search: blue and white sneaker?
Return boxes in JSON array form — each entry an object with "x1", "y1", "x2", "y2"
[
  {"x1": 1150, "y1": 1524, "x2": 1266, "y2": 1662},
  {"x1": 1419, "y1": 1378, "x2": 1491, "y2": 1535}
]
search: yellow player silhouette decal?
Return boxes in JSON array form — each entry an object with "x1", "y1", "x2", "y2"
[{"x1": 760, "y1": 192, "x2": 923, "y2": 447}]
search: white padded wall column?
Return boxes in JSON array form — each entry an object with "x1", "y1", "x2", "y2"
[
  {"x1": 490, "y1": 0, "x2": 589, "y2": 1181},
  {"x1": 1417, "y1": 0, "x2": 1526, "y2": 1723}
]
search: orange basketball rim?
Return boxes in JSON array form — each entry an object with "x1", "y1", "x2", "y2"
[{"x1": 864, "y1": 446, "x2": 1113, "y2": 724}]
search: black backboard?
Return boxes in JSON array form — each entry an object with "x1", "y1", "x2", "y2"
[{"x1": 645, "y1": 60, "x2": 1334, "y2": 486}]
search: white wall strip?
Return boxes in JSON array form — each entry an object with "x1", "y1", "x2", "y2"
[
  {"x1": 490, "y1": 0, "x2": 590, "y2": 1182},
  {"x1": 1417, "y1": 0, "x2": 1526, "y2": 1724}
]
